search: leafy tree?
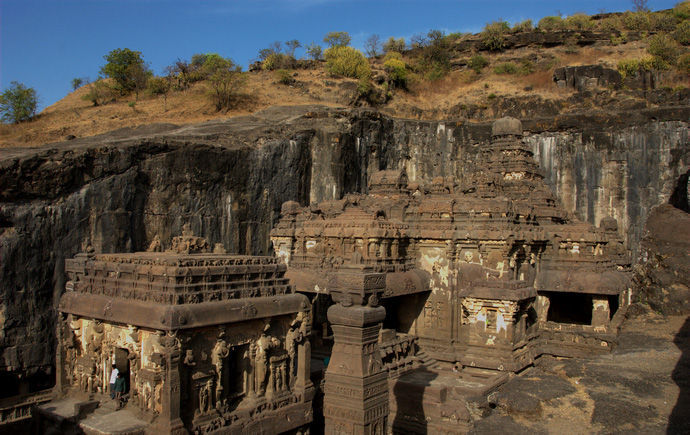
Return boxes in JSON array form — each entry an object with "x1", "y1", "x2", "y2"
[
  {"x1": 365, "y1": 34, "x2": 382, "y2": 57},
  {"x1": 71, "y1": 77, "x2": 84, "y2": 91},
  {"x1": 100, "y1": 48, "x2": 150, "y2": 95},
  {"x1": 306, "y1": 42, "x2": 323, "y2": 60},
  {"x1": 205, "y1": 56, "x2": 246, "y2": 111},
  {"x1": 191, "y1": 53, "x2": 210, "y2": 68},
  {"x1": 383, "y1": 37, "x2": 406, "y2": 54},
  {"x1": 0, "y1": 81, "x2": 38, "y2": 123},
  {"x1": 324, "y1": 31, "x2": 351, "y2": 48}
]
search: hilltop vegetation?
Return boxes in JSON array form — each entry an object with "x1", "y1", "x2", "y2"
[{"x1": 1, "y1": 1, "x2": 689, "y2": 148}]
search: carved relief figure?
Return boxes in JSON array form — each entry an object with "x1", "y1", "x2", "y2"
[
  {"x1": 285, "y1": 318, "x2": 303, "y2": 386},
  {"x1": 255, "y1": 322, "x2": 280, "y2": 396},
  {"x1": 211, "y1": 333, "x2": 230, "y2": 406}
]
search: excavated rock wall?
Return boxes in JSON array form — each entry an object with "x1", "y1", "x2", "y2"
[{"x1": 0, "y1": 107, "x2": 687, "y2": 395}]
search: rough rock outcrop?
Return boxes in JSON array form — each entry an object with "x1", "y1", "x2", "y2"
[{"x1": 633, "y1": 204, "x2": 690, "y2": 315}]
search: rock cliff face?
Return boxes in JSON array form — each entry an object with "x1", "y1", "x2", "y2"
[{"x1": 0, "y1": 105, "x2": 687, "y2": 395}]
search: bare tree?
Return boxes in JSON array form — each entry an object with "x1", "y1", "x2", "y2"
[
  {"x1": 365, "y1": 34, "x2": 381, "y2": 58},
  {"x1": 632, "y1": 0, "x2": 649, "y2": 11},
  {"x1": 285, "y1": 40, "x2": 301, "y2": 58}
]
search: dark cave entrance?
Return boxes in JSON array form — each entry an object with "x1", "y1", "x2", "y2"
[{"x1": 546, "y1": 292, "x2": 593, "y2": 325}]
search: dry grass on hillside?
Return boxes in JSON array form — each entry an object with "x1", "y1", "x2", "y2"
[{"x1": 0, "y1": 40, "x2": 683, "y2": 148}]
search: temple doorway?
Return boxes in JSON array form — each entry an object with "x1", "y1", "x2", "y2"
[{"x1": 114, "y1": 347, "x2": 130, "y2": 393}]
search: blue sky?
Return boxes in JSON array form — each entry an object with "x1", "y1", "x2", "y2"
[{"x1": 0, "y1": 0, "x2": 680, "y2": 110}]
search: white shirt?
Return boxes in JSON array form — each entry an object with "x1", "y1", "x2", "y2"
[{"x1": 109, "y1": 367, "x2": 119, "y2": 384}]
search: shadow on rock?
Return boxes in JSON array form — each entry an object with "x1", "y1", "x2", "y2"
[
  {"x1": 392, "y1": 366, "x2": 437, "y2": 434},
  {"x1": 668, "y1": 316, "x2": 690, "y2": 434}
]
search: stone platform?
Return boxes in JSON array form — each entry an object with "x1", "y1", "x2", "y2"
[
  {"x1": 37, "y1": 396, "x2": 148, "y2": 434},
  {"x1": 389, "y1": 366, "x2": 508, "y2": 434}
]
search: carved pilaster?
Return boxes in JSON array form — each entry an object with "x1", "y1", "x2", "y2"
[
  {"x1": 157, "y1": 334, "x2": 185, "y2": 434},
  {"x1": 324, "y1": 303, "x2": 388, "y2": 435}
]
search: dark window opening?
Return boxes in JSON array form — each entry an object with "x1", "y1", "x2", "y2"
[
  {"x1": 608, "y1": 295, "x2": 619, "y2": 320},
  {"x1": 546, "y1": 292, "x2": 592, "y2": 325}
]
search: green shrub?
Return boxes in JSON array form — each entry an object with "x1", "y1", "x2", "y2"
[
  {"x1": 481, "y1": 20, "x2": 510, "y2": 51},
  {"x1": 647, "y1": 33, "x2": 682, "y2": 64},
  {"x1": 148, "y1": 76, "x2": 171, "y2": 110},
  {"x1": 383, "y1": 37, "x2": 406, "y2": 53},
  {"x1": 623, "y1": 11, "x2": 652, "y2": 31},
  {"x1": 262, "y1": 53, "x2": 294, "y2": 70},
  {"x1": 512, "y1": 19, "x2": 533, "y2": 33},
  {"x1": 610, "y1": 32, "x2": 628, "y2": 45},
  {"x1": 673, "y1": 20, "x2": 690, "y2": 45},
  {"x1": 493, "y1": 59, "x2": 533, "y2": 75},
  {"x1": 487, "y1": 93, "x2": 497, "y2": 100},
  {"x1": 383, "y1": 52, "x2": 408, "y2": 88},
  {"x1": 323, "y1": 31, "x2": 351, "y2": 48},
  {"x1": 617, "y1": 57, "x2": 662, "y2": 77},
  {"x1": 0, "y1": 81, "x2": 37, "y2": 123},
  {"x1": 275, "y1": 69, "x2": 295, "y2": 85},
  {"x1": 100, "y1": 48, "x2": 150, "y2": 95},
  {"x1": 494, "y1": 62, "x2": 519, "y2": 74},
  {"x1": 468, "y1": 54, "x2": 489, "y2": 73},
  {"x1": 538, "y1": 16, "x2": 564, "y2": 31},
  {"x1": 324, "y1": 46, "x2": 371, "y2": 79},
  {"x1": 147, "y1": 76, "x2": 171, "y2": 95},
  {"x1": 565, "y1": 13, "x2": 594, "y2": 30},
  {"x1": 678, "y1": 53, "x2": 690, "y2": 73},
  {"x1": 600, "y1": 15, "x2": 624, "y2": 32},
  {"x1": 673, "y1": 1, "x2": 690, "y2": 20},
  {"x1": 82, "y1": 79, "x2": 115, "y2": 106},
  {"x1": 651, "y1": 12, "x2": 680, "y2": 32}
]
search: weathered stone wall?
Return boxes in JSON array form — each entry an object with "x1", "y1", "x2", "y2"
[{"x1": 0, "y1": 107, "x2": 687, "y2": 394}]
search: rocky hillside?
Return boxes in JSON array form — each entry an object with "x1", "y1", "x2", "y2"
[{"x1": 1, "y1": 5, "x2": 689, "y2": 148}]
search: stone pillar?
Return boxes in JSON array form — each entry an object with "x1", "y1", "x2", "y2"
[
  {"x1": 157, "y1": 336, "x2": 185, "y2": 434},
  {"x1": 592, "y1": 297, "x2": 610, "y2": 328},
  {"x1": 324, "y1": 303, "x2": 388, "y2": 435},
  {"x1": 55, "y1": 314, "x2": 68, "y2": 395}
]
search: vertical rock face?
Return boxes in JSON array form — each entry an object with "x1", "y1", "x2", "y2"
[
  {"x1": 0, "y1": 106, "x2": 687, "y2": 395},
  {"x1": 525, "y1": 122, "x2": 688, "y2": 259}
]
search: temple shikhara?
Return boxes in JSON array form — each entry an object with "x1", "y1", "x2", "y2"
[{"x1": 37, "y1": 118, "x2": 631, "y2": 434}]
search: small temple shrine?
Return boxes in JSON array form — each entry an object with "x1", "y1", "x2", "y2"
[{"x1": 37, "y1": 226, "x2": 313, "y2": 434}]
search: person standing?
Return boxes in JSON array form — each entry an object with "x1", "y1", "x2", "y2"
[
  {"x1": 114, "y1": 372, "x2": 126, "y2": 409},
  {"x1": 109, "y1": 364, "x2": 119, "y2": 399}
]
